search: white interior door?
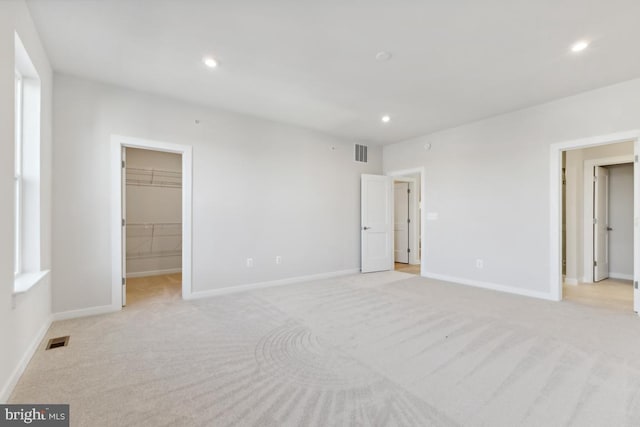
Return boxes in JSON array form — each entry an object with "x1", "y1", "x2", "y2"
[
  {"x1": 594, "y1": 166, "x2": 610, "y2": 282},
  {"x1": 121, "y1": 147, "x2": 127, "y2": 306},
  {"x1": 394, "y1": 182, "x2": 409, "y2": 263},
  {"x1": 634, "y1": 141, "x2": 639, "y2": 313},
  {"x1": 361, "y1": 174, "x2": 392, "y2": 273}
]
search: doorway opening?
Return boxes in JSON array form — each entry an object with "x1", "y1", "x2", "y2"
[
  {"x1": 392, "y1": 176, "x2": 420, "y2": 275},
  {"x1": 552, "y1": 132, "x2": 638, "y2": 313},
  {"x1": 360, "y1": 168, "x2": 424, "y2": 275},
  {"x1": 111, "y1": 135, "x2": 193, "y2": 310},
  {"x1": 124, "y1": 147, "x2": 183, "y2": 306},
  {"x1": 388, "y1": 168, "x2": 424, "y2": 276}
]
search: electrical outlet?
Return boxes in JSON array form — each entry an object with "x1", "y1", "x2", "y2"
[
  {"x1": 275, "y1": 256, "x2": 282, "y2": 265},
  {"x1": 246, "y1": 258, "x2": 253, "y2": 268},
  {"x1": 476, "y1": 259, "x2": 484, "y2": 269}
]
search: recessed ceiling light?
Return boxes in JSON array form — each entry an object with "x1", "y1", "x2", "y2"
[
  {"x1": 381, "y1": 115, "x2": 391, "y2": 123},
  {"x1": 203, "y1": 56, "x2": 218, "y2": 68},
  {"x1": 375, "y1": 51, "x2": 392, "y2": 62},
  {"x1": 571, "y1": 40, "x2": 589, "y2": 53}
]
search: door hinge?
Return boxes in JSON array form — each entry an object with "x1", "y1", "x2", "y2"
[
  {"x1": 593, "y1": 218, "x2": 597, "y2": 225},
  {"x1": 635, "y1": 155, "x2": 638, "y2": 163},
  {"x1": 635, "y1": 281, "x2": 638, "y2": 289},
  {"x1": 122, "y1": 160, "x2": 126, "y2": 168},
  {"x1": 407, "y1": 188, "x2": 411, "y2": 194},
  {"x1": 407, "y1": 218, "x2": 411, "y2": 223},
  {"x1": 122, "y1": 218, "x2": 126, "y2": 226},
  {"x1": 407, "y1": 248, "x2": 411, "y2": 253},
  {"x1": 594, "y1": 260, "x2": 597, "y2": 267},
  {"x1": 593, "y1": 176, "x2": 597, "y2": 182},
  {"x1": 122, "y1": 277, "x2": 126, "y2": 285}
]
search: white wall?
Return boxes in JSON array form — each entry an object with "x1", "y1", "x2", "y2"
[
  {"x1": 609, "y1": 163, "x2": 634, "y2": 279},
  {"x1": 0, "y1": 0, "x2": 52, "y2": 402},
  {"x1": 125, "y1": 148, "x2": 182, "y2": 276},
  {"x1": 53, "y1": 74, "x2": 381, "y2": 313},
  {"x1": 564, "y1": 142, "x2": 633, "y2": 283},
  {"x1": 383, "y1": 77, "x2": 640, "y2": 298}
]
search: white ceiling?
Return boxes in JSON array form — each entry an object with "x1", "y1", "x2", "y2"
[{"x1": 26, "y1": 0, "x2": 640, "y2": 145}]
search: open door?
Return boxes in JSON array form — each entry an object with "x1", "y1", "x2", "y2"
[
  {"x1": 121, "y1": 147, "x2": 127, "y2": 306},
  {"x1": 361, "y1": 174, "x2": 392, "y2": 273},
  {"x1": 635, "y1": 141, "x2": 639, "y2": 313},
  {"x1": 594, "y1": 166, "x2": 610, "y2": 282}
]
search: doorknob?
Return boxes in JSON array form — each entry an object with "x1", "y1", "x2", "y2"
[
  {"x1": 363, "y1": 226, "x2": 371, "y2": 230},
  {"x1": 607, "y1": 226, "x2": 613, "y2": 231}
]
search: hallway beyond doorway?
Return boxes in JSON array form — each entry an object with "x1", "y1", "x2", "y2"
[
  {"x1": 394, "y1": 262, "x2": 420, "y2": 275},
  {"x1": 563, "y1": 278, "x2": 633, "y2": 312}
]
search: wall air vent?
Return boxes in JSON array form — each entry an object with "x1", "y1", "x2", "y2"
[{"x1": 354, "y1": 144, "x2": 368, "y2": 163}]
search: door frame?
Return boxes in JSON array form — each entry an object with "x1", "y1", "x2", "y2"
[
  {"x1": 550, "y1": 130, "x2": 639, "y2": 304},
  {"x1": 110, "y1": 135, "x2": 193, "y2": 308},
  {"x1": 582, "y1": 155, "x2": 634, "y2": 283},
  {"x1": 392, "y1": 177, "x2": 419, "y2": 265},
  {"x1": 387, "y1": 167, "x2": 426, "y2": 275}
]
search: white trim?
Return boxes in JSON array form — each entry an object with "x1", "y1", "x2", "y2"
[
  {"x1": 550, "y1": 130, "x2": 640, "y2": 152},
  {"x1": 12, "y1": 270, "x2": 49, "y2": 295},
  {"x1": 422, "y1": 271, "x2": 555, "y2": 301},
  {"x1": 635, "y1": 139, "x2": 640, "y2": 314},
  {"x1": 385, "y1": 167, "x2": 426, "y2": 274},
  {"x1": 582, "y1": 155, "x2": 634, "y2": 283},
  {"x1": 186, "y1": 269, "x2": 359, "y2": 300},
  {"x1": 111, "y1": 135, "x2": 193, "y2": 310},
  {"x1": 610, "y1": 272, "x2": 634, "y2": 281},
  {"x1": 0, "y1": 317, "x2": 51, "y2": 403},
  {"x1": 52, "y1": 304, "x2": 119, "y2": 321},
  {"x1": 550, "y1": 130, "x2": 640, "y2": 304},
  {"x1": 126, "y1": 268, "x2": 182, "y2": 279}
]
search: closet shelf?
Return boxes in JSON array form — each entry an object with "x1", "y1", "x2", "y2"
[
  {"x1": 126, "y1": 167, "x2": 182, "y2": 188},
  {"x1": 126, "y1": 222, "x2": 182, "y2": 237},
  {"x1": 126, "y1": 222, "x2": 182, "y2": 260},
  {"x1": 126, "y1": 250, "x2": 182, "y2": 260}
]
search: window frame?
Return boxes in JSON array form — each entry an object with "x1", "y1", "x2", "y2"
[
  {"x1": 13, "y1": 31, "x2": 50, "y2": 296},
  {"x1": 14, "y1": 69, "x2": 23, "y2": 277}
]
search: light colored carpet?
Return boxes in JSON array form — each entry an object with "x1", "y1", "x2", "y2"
[{"x1": 10, "y1": 271, "x2": 640, "y2": 426}]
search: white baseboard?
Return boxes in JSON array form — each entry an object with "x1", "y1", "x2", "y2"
[
  {"x1": 0, "y1": 317, "x2": 52, "y2": 403},
  {"x1": 422, "y1": 271, "x2": 556, "y2": 301},
  {"x1": 52, "y1": 304, "x2": 120, "y2": 321},
  {"x1": 609, "y1": 272, "x2": 634, "y2": 281},
  {"x1": 564, "y1": 277, "x2": 579, "y2": 285},
  {"x1": 186, "y1": 268, "x2": 360, "y2": 300},
  {"x1": 126, "y1": 268, "x2": 182, "y2": 279}
]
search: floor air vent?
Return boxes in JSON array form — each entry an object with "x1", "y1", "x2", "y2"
[
  {"x1": 354, "y1": 144, "x2": 368, "y2": 163},
  {"x1": 46, "y1": 336, "x2": 70, "y2": 350}
]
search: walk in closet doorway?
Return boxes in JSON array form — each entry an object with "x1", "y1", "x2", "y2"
[{"x1": 123, "y1": 147, "x2": 182, "y2": 305}]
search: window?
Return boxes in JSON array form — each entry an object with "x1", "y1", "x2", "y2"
[
  {"x1": 14, "y1": 70, "x2": 23, "y2": 276},
  {"x1": 13, "y1": 32, "x2": 47, "y2": 294}
]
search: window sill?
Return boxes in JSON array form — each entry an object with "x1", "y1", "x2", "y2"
[{"x1": 13, "y1": 270, "x2": 50, "y2": 295}]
